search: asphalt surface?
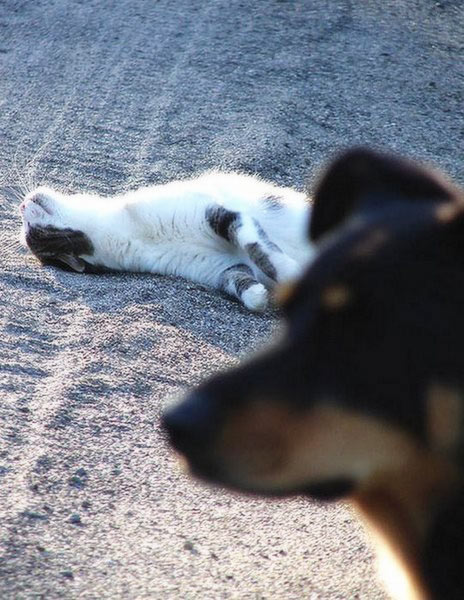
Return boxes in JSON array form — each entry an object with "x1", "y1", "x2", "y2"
[{"x1": 1, "y1": 1, "x2": 463, "y2": 599}]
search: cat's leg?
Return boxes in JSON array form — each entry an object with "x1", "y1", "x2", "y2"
[
  {"x1": 241, "y1": 218, "x2": 302, "y2": 282},
  {"x1": 206, "y1": 207, "x2": 300, "y2": 283},
  {"x1": 219, "y1": 264, "x2": 268, "y2": 311}
]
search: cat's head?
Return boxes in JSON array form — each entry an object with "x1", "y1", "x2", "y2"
[{"x1": 19, "y1": 187, "x2": 98, "y2": 272}]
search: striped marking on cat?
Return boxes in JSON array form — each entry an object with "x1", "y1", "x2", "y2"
[{"x1": 205, "y1": 206, "x2": 241, "y2": 243}]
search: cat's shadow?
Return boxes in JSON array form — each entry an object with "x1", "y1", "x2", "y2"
[{"x1": 46, "y1": 265, "x2": 280, "y2": 359}]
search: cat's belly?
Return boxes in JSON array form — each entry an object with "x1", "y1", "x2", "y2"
[
  {"x1": 86, "y1": 240, "x2": 238, "y2": 287},
  {"x1": 145, "y1": 244, "x2": 238, "y2": 286}
]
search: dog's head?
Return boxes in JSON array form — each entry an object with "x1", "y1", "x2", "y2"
[
  {"x1": 164, "y1": 149, "x2": 464, "y2": 495},
  {"x1": 163, "y1": 149, "x2": 464, "y2": 597}
]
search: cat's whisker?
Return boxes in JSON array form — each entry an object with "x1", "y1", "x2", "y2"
[
  {"x1": 8, "y1": 188, "x2": 24, "y2": 202},
  {"x1": 21, "y1": 138, "x2": 53, "y2": 187}
]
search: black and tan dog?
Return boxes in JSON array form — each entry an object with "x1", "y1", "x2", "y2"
[{"x1": 162, "y1": 149, "x2": 464, "y2": 599}]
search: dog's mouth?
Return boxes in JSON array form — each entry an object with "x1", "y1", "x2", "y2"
[
  {"x1": 175, "y1": 447, "x2": 356, "y2": 501},
  {"x1": 301, "y1": 478, "x2": 356, "y2": 500},
  {"x1": 163, "y1": 393, "x2": 360, "y2": 502}
]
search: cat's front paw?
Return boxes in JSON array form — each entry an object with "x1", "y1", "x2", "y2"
[{"x1": 242, "y1": 283, "x2": 268, "y2": 312}]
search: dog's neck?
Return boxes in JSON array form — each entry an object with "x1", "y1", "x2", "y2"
[{"x1": 353, "y1": 453, "x2": 461, "y2": 600}]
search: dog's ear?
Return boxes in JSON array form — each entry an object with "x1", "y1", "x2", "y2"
[{"x1": 309, "y1": 148, "x2": 456, "y2": 242}]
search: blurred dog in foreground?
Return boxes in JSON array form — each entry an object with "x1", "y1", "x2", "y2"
[{"x1": 163, "y1": 149, "x2": 464, "y2": 599}]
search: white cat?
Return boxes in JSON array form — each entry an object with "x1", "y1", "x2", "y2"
[{"x1": 19, "y1": 172, "x2": 313, "y2": 311}]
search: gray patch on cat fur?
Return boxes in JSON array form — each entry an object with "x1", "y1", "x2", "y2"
[
  {"x1": 220, "y1": 264, "x2": 257, "y2": 296},
  {"x1": 245, "y1": 243, "x2": 277, "y2": 281},
  {"x1": 26, "y1": 225, "x2": 94, "y2": 258},
  {"x1": 23, "y1": 226, "x2": 118, "y2": 274},
  {"x1": 252, "y1": 218, "x2": 283, "y2": 254},
  {"x1": 26, "y1": 226, "x2": 95, "y2": 272},
  {"x1": 205, "y1": 206, "x2": 241, "y2": 243},
  {"x1": 262, "y1": 194, "x2": 284, "y2": 211}
]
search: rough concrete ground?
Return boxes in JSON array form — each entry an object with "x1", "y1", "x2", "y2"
[{"x1": 0, "y1": 1, "x2": 463, "y2": 598}]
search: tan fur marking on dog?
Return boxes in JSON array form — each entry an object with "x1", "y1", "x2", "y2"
[
  {"x1": 220, "y1": 401, "x2": 290, "y2": 479},
  {"x1": 426, "y1": 383, "x2": 462, "y2": 453},
  {"x1": 290, "y1": 404, "x2": 420, "y2": 484},
  {"x1": 354, "y1": 455, "x2": 460, "y2": 600},
  {"x1": 274, "y1": 281, "x2": 297, "y2": 306},
  {"x1": 435, "y1": 202, "x2": 461, "y2": 223},
  {"x1": 218, "y1": 401, "x2": 421, "y2": 492},
  {"x1": 321, "y1": 285, "x2": 352, "y2": 310},
  {"x1": 216, "y1": 399, "x2": 462, "y2": 598}
]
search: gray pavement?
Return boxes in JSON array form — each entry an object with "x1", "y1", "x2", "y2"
[{"x1": 0, "y1": 1, "x2": 463, "y2": 598}]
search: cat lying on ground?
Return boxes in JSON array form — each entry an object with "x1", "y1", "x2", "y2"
[{"x1": 19, "y1": 172, "x2": 313, "y2": 311}]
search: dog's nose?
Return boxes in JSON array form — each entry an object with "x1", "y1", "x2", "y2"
[{"x1": 162, "y1": 392, "x2": 219, "y2": 454}]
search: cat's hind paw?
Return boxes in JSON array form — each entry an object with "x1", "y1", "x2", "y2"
[{"x1": 241, "y1": 283, "x2": 269, "y2": 312}]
